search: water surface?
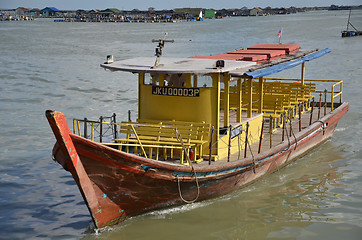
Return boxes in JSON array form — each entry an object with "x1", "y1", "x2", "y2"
[{"x1": 0, "y1": 10, "x2": 361, "y2": 239}]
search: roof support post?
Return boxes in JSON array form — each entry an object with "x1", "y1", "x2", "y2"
[
  {"x1": 258, "y1": 77, "x2": 264, "y2": 113},
  {"x1": 247, "y1": 78, "x2": 253, "y2": 118},
  {"x1": 213, "y1": 73, "x2": 220, "y2": 156},
  {"x1": 301, "y1": 62, "x2": 305, "y2": 85},
  {"x1": 138, "y1": 72, "x2": 145, "y2": 120},
  {"x1": 237, "y1": 78, "x2": 242, "y2": 122},
  {"x1": 186, "y1": 73, "x2": 192, "y2": 88},
  {"x1": 224, "y1": 73, "x2": 230, "y2": 128},
  {"x1": 193, "y1": 74, "x2": 198, "y2": 87},
  {"x1": 159, "y1": 73, "x2": 165, "y2": 86}
]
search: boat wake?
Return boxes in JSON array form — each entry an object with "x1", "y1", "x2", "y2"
[{"x1": 147, "y1": 201, "x2": 213, "y2": 218}]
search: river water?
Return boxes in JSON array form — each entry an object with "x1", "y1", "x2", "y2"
[{"x1": 0, "y1": 10, "x2": 361, "y2": 239}]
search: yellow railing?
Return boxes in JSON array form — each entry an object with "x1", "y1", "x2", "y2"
[
  {"x1": 72, "y1": 119, "x2": 196, "y2": 165},
  {"x1": 331, "y1": 81, "x2": 343, "y2": 111},
  {"x1": 72, "y1": 118, "x2": 113, "y2": 141},
  {"x1": 264, "y1": 78, "x2": 343, "y2": 111}
]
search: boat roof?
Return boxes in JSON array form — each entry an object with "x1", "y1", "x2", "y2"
[
  {"x1": 100, "y1": 44, "x2": 331, "y2": 79},
  {"x1": 100, "y1": 57, "x2": 257, "y2": 75}
]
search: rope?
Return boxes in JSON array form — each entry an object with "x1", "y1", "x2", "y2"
[
  {"x1": 288, "y1": 115, "x2": 298, "y2": 150},
  {"x1": 315, "y1": 120, "x2": 326, "y2": 135},
  {"x1": 176, "y1": 174, "x2": 200, "y2": 204},
  {"x1": 174, "y1": 129, "x2": 200, "y2": 204},
  {"x1": 283, "y1": 115, "x2": 291, "y2": 151},
  {"x1": 246, "y1": 137, "x2": 256, "y2": 173}
]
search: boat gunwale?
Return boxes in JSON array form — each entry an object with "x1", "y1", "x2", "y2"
[{"x1": 68, "y1": 102, "x2": 349, "y2": 179}]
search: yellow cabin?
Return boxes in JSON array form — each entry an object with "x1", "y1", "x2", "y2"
[{"x1": 92, "y1": 44, "x2": 339, "y2": 165}]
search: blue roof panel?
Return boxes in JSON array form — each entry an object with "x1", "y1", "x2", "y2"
[
  {"x1": 42, "y1": 7, "x2": 59, "y2": 12},
  {"x1": 242, "y1": 48, "x2": 331, "y2": 79}
]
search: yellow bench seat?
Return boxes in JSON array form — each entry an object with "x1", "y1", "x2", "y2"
[{"x1": 116, "y1": 120, "x2": 210, "y2": 165}]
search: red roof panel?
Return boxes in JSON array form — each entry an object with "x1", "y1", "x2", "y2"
[
  {"x1": 247, "y1": 44, "x2": 300, "y2": 55},
  {"x1": 190, "y1": 53, "x2": 269, "y2": 63},
  {"x1": 227, "y1": 49, "x2": 285, "y2": 60},
  {"x1": 241, "y1": 54, "x2": 269, "y2": 62},
  {"x1": 189, "y1": 54, "x2": 244, "y2": 61}
]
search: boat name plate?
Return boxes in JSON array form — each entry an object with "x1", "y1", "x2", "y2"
[{"x1": 152, "y1": 86, "x2": 200, "y2": 97}]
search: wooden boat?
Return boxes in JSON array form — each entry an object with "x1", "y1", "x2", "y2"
[
  {"x1": 46, "y1": 39, "x2": 349, "y2": 229},
  {"x1": 341, "y1": 9, "x2": 362, "y2": 37}
]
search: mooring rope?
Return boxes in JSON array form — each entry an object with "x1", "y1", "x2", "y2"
[
  {"x1": 174, "y1": 128, "x2": 200, "y2": 204},
  {"x1": 315, "y1": 120, "x2": 326, "y2": 135},
  {"x1": 176, "y1": 174, "x2": 200, "y2": 204},
  {"x1": 288, "y1": 115, "x2": 298, "y2": 150},
  {"x1": 246, "y1": 137, "x2": 256, "y2": 173}
]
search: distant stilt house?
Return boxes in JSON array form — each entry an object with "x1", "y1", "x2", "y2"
[
  {"x1": 250, "y1": 7, "x2": 264, "y2": 16},
  {"x1": 174, "y1": 8, "x2": 202, "y2": 20},
  {"x1": 15, "y1": 7, "x2": 29, "y2": 16},
  {"x1": 30, "y1": 8, "x2": 41, "y2": 17},
  {"x1": 42, "y1": 7, "x2": 59, "y2": 17},
  {"x1": 102, "y1": 8, "x2": 123, "y2": 17}
]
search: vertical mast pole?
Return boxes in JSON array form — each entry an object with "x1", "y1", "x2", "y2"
[
  {"x1": 258, "y1": 77, "x2": 263, "y2": 113},
  {"x1": 224, "y1": 74, "x2": 230, "y2": 128},
  {"x1": 247, "y1": 78, "x2": 253, "y2": 118},
  {"x1": 347, "y1": 9, "x2": 351, "y2": 31},
  {"x1": 301, "y1": 62, "x2": 305, "y2": 85},
  {"x1": 237, "y1": 78, "x2": 242, "y2": 122}
]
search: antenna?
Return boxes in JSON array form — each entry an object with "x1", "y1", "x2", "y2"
[
  {"x1": 151, "y1": 33, "x2": 174, "y2": 68},
  {"x1": 346, "y1": 8, "x2": 351, "y2": 31},
  {"x1": 346, "y1": 9, "x2": 358, "y2": 31}
]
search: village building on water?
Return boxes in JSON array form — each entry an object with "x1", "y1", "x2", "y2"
[{"x1": 1, "y1": 5, "x2": 361, "y2": 22}]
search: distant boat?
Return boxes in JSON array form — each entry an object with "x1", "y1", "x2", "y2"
[
  {"x1": 341, "y1": 9, "x2": 362, "y2": 37},
  {"x1": 46, "y1": 38, "x2": 349, "y2": 229}
]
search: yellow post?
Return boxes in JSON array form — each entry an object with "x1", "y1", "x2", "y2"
[
  {"x1": 213, "y1": 73, "x2": 220, "y2": 157},
  {"x1": 193, "y1": 74, "x2": 198, "y2": 87},
  {"x1": 91, "y1": 122, "x2": 94, "y2": 141},
  {"x1": 77, "y1": 121, "x2": 81, "y2": 137},
  {"x1": 130, "y1": 124, "x2": 148, "y2": 158},
  {"x1": 159, "y1": 73, "x2": 164, "y2": 86},
  {"x1": 186, "y1": 73, "x2": 192, "y2": 88},
  {"x1": 138, "y1": 73, "x2": 145, "y2": 119},
  {"x1": 258, "y1": 77, "x2": 264, "y2": 113},
  {"x1": 224, "y1": 73, "x2": 230, "y2": 128},
  {"x1": 301, "y1": 62, "x2": 305, "y2": 85},
  {"x1": 237, "y1": 78, "x2": 242, "y2": 122},
  {"x1": 247, "y1": 78, "x2": 253, "y2": 118}
]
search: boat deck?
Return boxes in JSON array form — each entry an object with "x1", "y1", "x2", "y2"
[
  {"x1": 219, "y1": 109, "x2": 263, "y2": 130},
  {"x1": 201, "y1": 104, "x2": 333, "y2": 165},
  {"x1": 71, "y1": 103, "x2": 336, "y2": 166}
]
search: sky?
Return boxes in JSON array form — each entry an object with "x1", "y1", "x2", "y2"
[{"x1": 0, "y1": 0, "x2": 361, "y2": 10}]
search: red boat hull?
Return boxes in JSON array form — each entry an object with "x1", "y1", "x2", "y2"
[{"x1": 46, "y1": 102, "x2": 349, "y2": 229}]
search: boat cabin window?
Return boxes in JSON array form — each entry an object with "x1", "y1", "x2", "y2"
[
  {"x1": 195, "y1": 75, "x2": 213, "y2": 88},
  {"x1": 167, "y1": 74, "x2": 186, "y2": 87},
  {"x1": 143, "y1": 73, "x2": 213, "y2": 88}
]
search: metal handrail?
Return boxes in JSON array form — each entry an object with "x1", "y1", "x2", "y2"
[
  {"x1": 72, "y1": 119, "x2": 192, "y2": 163},
  {"x1": 263, "y1": 77, "x2": 342, "y2": 83},
  {"x1": 331, "y1": 81, "x2": 343, "y2": 110},
  {"x1": 263, "y1": 77, "x2": 343, "y2": 111}
]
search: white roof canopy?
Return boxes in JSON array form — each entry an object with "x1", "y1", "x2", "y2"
[{"x1": 100, "y1": 57, "x2": 256, "y2": 75}]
